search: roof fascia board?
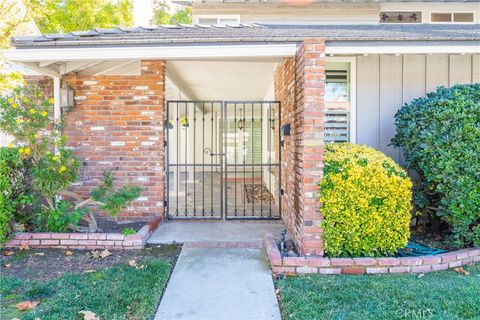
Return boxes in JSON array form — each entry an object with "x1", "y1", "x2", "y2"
[
  {"x1": 325, "y1": 40, "x2": 480, "y2": 54},
  {"x1": 3, "y1": 44, "x2": 298, "y2": 63}
]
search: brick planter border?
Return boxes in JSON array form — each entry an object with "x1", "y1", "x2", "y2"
[
  {"x1": 264, "y1": 233, "x2": 480, "y2": 275},
  {"x1": 4, "y1": 217, "x2": 163, "y2": 250}
]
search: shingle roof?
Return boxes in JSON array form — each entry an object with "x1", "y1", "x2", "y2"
[{"x1": 12, "y1": 24, "x2": 480, "y2": 48}]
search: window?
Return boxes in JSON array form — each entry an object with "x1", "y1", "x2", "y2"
[
  {"x1": 431, "y1": 12, "x2": 474, "y2": 23},
  {"x1": 196, "y1": 15, "x2": 240, "y2": 26},
  {"x1": 197, "y1": 18, "x2": 217, "y2": 25},
  {"x1": 324, "y1": 61, "x2": 355, "y2": 143},
  {"x1": 453, "y1": 12, "x2": 474, "y2": 22},
  {"x1": 380, "y1": 11, "x2": 422, "y2": 23}
]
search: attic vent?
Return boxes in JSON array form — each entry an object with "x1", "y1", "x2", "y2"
[{"x1": 380, "y1": 11, "x2": 422, "y2": 23}]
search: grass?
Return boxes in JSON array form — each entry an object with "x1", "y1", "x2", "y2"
[
  {"x1": 276, "y1": 263, "x2": 480, "y2": 320},
  {"x1": 1, "y1": 258, "x2": 173, "y2": 320}
]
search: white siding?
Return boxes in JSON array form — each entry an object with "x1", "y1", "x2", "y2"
[
  {"x1": 193, "y1": 3, "x2": 380, "y2": 25},
  {"x1": 356, "y1": 54, "x2": 480, "y2": 164},
  {"x1": 192, "y1": 2, "x2": 480, "y2": 24}
]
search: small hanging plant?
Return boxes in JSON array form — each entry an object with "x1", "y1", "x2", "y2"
[
  {"x1": 167, "y1": 120, "x2": 174, "y2": 129},
  {"x1": 180, "y1": 117, "x2": 189, "y2": 128}
]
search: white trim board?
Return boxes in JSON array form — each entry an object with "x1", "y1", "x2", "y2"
[
  {"x1": 325, "y1": 41, "x2": 480, "y2": 55},
  {"x1": 3, "y1": 44, "x2": 298, "y2": 63}
]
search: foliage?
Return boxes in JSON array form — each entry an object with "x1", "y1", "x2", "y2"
[
  {"x1": 91, "y1": 171, "x2": 141, "y2": 216},
  {"x1": 0, "y1": 149, "x2": 14, "y2": 244},
  {"x1": 0, "y1": 86, "x2": 52, "y2": 149},
  {"x1": 0, "y1": 148, "x2": 35, "y2": 243},
  {"x1": 392, "y1": 84, "x2": 480, "y2": 247},
  {"x1": 1, "y1": 259, "x2": 174, "y2": 319},
  {"x1": 1, "y1": 85, "x2": 140, "y2": 233},
  {"x1": 276, "y1": 263, "x2": 480, "y2": 320},
  {"x1": 171, "y1": 6, "x2": 192, "y2": 24},
  {"x1": 121, "y1": 227, "x2": 137, "y2": 236},
  {"x1": 31, "y1": 147, "x2": 79, "y2": 198},
  {"x1": 38, "y1": 200, "x2": 85, "y2": 232},
  {"x1": 318, "y1": 143, "x2": 412, "y2": 257},
  {"x1": 0, "y1": 0, "x2": 30, "y2": 91},
  {"x1": 24, "y1": 0, "x2": 134, "y2": 34},
  {"x1": 151, "y1": 1, "x2": 192, "y2": 25}
]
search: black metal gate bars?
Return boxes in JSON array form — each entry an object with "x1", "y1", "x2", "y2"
[{"x1": 166, "y1": 100, "x2": 281, "y2": 220}]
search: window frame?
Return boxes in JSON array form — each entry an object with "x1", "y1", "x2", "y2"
[
  {"x1": 325, "y1": 56, "x2": 357, "y2": 144},
  {"x1": 429, "y1": 11, "x2": 475, "y2": 24}
]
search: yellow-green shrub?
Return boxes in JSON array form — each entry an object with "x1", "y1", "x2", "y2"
[{"x1": 319, "y1": 143, "x2": 412, "y2": 257}]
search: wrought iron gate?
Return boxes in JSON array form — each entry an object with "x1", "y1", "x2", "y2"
[{"x1": 166, "y1": 100, "x2": 281, "y2": 220}]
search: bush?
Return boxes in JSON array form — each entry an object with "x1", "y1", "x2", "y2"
[
  {"x1": 38, "y1": 200, "x2": 86, "y2": 232},
  {"x1": 392, "y1": 84, "x2": 480, "y2": 247},
  {"x1": 0, "y1": 150, "x2": 14, "y2": 244},
  {"x1": 319, "y1": 143, "x2": 412, "y2": 257},
  {"x1": 1, "y1": 86, "x2": 142, "y2": 234},
  {"x1": 0, "y1": 148, "x2": 35, "y2": 244}
]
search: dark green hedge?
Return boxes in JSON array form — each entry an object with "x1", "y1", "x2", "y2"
[{"x1": 392, "y1": 84, "x2": 480, "y2": 247}]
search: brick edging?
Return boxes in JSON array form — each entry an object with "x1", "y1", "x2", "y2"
[
  {"x1": 264, "y1": 233, "x2": 480, "y2": 275},
  {"x1": 3, "y1": 217, "x2": 163, "y2": 250}
]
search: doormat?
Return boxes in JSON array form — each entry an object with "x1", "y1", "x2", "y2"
[{"x1": 244, "y1": 183, "x2": 273, "y2": 203}]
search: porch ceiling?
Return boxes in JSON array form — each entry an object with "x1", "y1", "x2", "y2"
[{"x1": 166, "y1": 59, "x2": 279, "y2": 100}]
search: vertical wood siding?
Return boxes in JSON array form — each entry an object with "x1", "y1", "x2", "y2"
[{"x1": 356, "y1": 54, "x2": 480, "y2": 164}]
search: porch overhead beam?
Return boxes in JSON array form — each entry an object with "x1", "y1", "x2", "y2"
[
  {"x1": 61, "y1": 60, "x2": 97, "y2": 74},
  {"x1": 77, "y1": 60, "x2": 131, "y2": 76},
  {"x1": 165, "y1": 68, "x2": 198, "y2": 101},
  {"x1": 17, "y1": 62, "x2": 61, "y2": 78},
  {"x1": 325, "y1": 41, "x2": 480, "y2": 55},
  {"x1": 3, "y1": 44, "x2": 298, "y2": 62},
  {"x1": 38, "y1": 60, "x2": 56, "y2": 67},
  {"x1": 90, "y1": 60, "x2": 138, "y2": 75}
]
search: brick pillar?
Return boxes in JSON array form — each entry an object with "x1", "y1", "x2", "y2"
[
  {"x1": 64, "y1": 60, "x2": 166, "y2": 220},
  {"x1": 275, "y1": 39, "x2": 325, "y2": 256},
  {"x1": 297, "y1": 39, "x2": 326, "y2": 256}
]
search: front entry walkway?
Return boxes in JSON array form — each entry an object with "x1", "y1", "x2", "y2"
[
  {"x1": 154, "y1": 247, "x2": 281, "y2": 320},
  {"x1": 147, "y1": 221, "x2": 284, "y2": 244}
]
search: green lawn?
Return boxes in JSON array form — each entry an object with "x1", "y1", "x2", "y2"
[
  {"x1": 277, "y1": 264, "x2": 480, "y2": 320},
  {"x1": 1, "y1": 259, "x2": 173, "y2": 320}
]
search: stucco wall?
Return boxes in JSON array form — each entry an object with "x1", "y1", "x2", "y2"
[{"x1": 356, "y1": 54, "x2": 480, "y2": 164}]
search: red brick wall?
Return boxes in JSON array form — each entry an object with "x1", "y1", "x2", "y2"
[
  {"x1": 275, "y1": 39, "x2": 326, "y2": 256},
  {"x1": 64, "y1": 60, "x2": 166, "y2": 220},
  {"x1": 23, "y1": 76, "x2": 53, "y2": 98}
]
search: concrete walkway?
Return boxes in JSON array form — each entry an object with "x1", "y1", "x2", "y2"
[
  {"x1": 148, "y1": 221, "x2": 284, "y2": 244},
  {"x1": 154, "y1": 247, "x2": 282, "y2": 320}
]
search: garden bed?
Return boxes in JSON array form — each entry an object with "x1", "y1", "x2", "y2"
[
  {"x1": 1, "y1": 244, "x2": 181, "y2": 319},
  {"x1": 4, "y1": 217, "x2": 162, "y2": 250},
  {"x1": 264, "y1": 234, "x2": 480, "y2": 276}
]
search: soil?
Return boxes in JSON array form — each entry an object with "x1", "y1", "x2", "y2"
[
  {"x1": 410, "y1": 230, "x2": 456, "y2": 251},
  {"x1": 1, "y1": 244, "x2": 182, "y2": 282},
  {"x1": 95, "y1": 218, "x2": 147, "y2": 233}
]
